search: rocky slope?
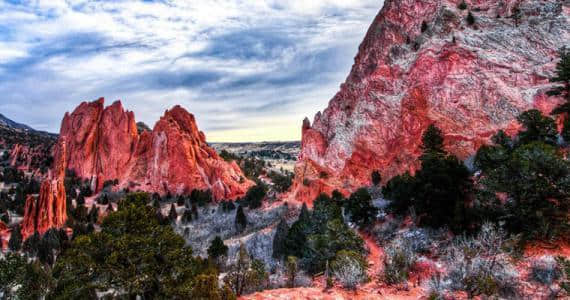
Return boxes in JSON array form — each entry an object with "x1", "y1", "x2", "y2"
[
  {"x1": 0, "y1": 115, "x2": 56, "y2": 174},
  {"x1": 290, "y1": 0, "x2": 569, "y2": 203},
  {"x1": 56, "y1": 98, "x2": 253, "y2": 199}
]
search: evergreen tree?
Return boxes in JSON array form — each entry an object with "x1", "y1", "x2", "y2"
[
  {"x1": 207, "y1": 236, "x2": 229, "y2": 260},
  {"x1": 243, "y1": 184, "x2": 266, "y2": 209},
  {"x1": 491, "y1": 130, "x2": 513, "y2": 148},
  {"x1": 421, "y1": 124, "x2": 445, "y2": 154},
  {"x1": 384, "y1": 172, "x2": 417, "y2": 215},
  {"x1": 563, "y1": 118, "x2": 570, "y2": 143},
  {"x1": 284, "y1": 205, "x2": 312, "y2": 258},
  {"x1": 298, "y1": 203, "x2": 310, "y2": 224},
  {"x1": 1, "y1": 212, "x2": 10, "y2": 224},
  {"x1": 23, "y1": 232, "x2": 40, "y2": 256},
  {"x1": 191, "y1": 203, "x2": 199, "y2": 220},
  {"x1": 549, "y1": 48, "x2": 570, "y2": 106},
  {"x1": 516, "y1": 109, "x2": 558, "y2": 145},
  {"x1": 371, "y1": 170, "x2": 382, "y2": 186},
  {"x1": 37, "y1": 237, "x2": 54, "y2": 265},
  {"x1": 8, "y1": 224, "x2": 22, "y2": 251},
  {"x1": 190, "y1": 274, "x2": 222, "y2": 300},
  {"x1": 168, "y1": 204, "x2": 178, "y2": 222},
  {"x1": 88, "y1": 205, "x2": 99, "y2": 223},
  {"x1": 51, "y1": 192, "x2": 219, "y2": 299},
  {"x1": 466, "y1": 11, "x2": 475, "y2": 25},
  {"x1": 344, "y1": 188, "x2": 378, "y2": 229},
  {"x1": 272, "y1": 218, "x2": 289, "y2": 259},
  {"x1": 549, "y1": 48, "x2": 570, "y2": 142},
  {"x1": 182, "y1": 209, "x2": 193, "y2": 223},
  {"x1": 384, "y1": 124, "x2": 473, "y2": 232},
  {"x1": 176, "y1": 195, "x2": 185, "y2": 206},
  {"x1": 235, "y1": 206, "x2": 247, "y2": 233},
  {"x1": 312, "y1": 194, "x2": 342, "y2": 233},
  {"x1": 152, "y1": 198, "x2": 160, "y2": 209}
]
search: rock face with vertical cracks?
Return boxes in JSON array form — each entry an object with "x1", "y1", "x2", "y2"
[
  {"x1": 21, "y1": 140, "x2": 67, "y2": 239},
  {"x1": 54, "y1": 98, "x2": 253, "y2": 200},
  {"x1": 290, "y1": 0, "x2": 569, "y2": 204}
]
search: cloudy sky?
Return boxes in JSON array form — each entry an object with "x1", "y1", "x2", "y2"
[{"x1": 0, "y1": 0, "x2": 382, "y2": 142}]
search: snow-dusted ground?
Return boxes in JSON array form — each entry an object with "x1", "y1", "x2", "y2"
[{"x1": 174, "y1": 201, "x2": 290, "y2": 268}]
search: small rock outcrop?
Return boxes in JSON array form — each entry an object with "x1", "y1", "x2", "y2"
[
  {"x1": 21, "y1": 142, "x2": 67, "y2": 239},
  {"x1": 290, "y1": 0, "x2": 569, "y2": 203}
]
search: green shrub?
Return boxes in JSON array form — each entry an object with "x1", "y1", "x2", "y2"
[
  {"x1": 331, "y1": 250, "x2": 368, "y2": 290},
  {"x1": 382, "y1": 239, "x2": 416, "y2": 284}
]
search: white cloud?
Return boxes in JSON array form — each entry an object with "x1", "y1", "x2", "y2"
[{"x1": 0, "y1": 0, "x2": 383, "y2": 141}]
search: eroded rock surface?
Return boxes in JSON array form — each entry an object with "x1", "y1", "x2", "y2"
[
  {"x1": 57, "y1": 98, "x2": 253, "y2": 199},
  {"x1": 291, "y1": 0, "x2": 569, "y2": 204}
]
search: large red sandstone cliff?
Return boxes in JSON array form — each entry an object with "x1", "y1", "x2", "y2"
[
  {"x1": 56, "y1": 98, "x2": 253, "y2": 200},
  {"x1": 290, "y1": 0, "x2": 569, "y2": 203}
]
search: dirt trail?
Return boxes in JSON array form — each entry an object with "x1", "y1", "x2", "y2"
[{"x1": 361, "y1": 232, "x2": 383, "y2": 277}]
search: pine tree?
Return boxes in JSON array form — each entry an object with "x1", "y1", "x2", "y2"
[
  {"x1": 421, "y1": 124, "x2": 445, "y2": 154},
  {"x1": 168, "y1": 204, "x2": 177, "y2": 222},
  {"x1": 466, "y1": 11, "x2": 475, "y2": 25},
  {"x1": 371, "y1": 170, "x2": 382, "y2": 186},
  {"x1": 152, "y1": 198, "x2": 160, "y2": 209},
  {"x1": 207, "y1": 236, "x2": 229, "y2": 260},
  {"x1": 191, "y1": 203, "x2": 199, "y2": 220},
  {"x1": 549, "y1": 49, "x2": 570, "y2": 104},
  {"x1": 516, "y1": 109, "x2": 558, "y2": 145},
  {"x1": 299, "y1": 203, "x2": 310, "y2": 224},
  {"x1": 88, "y1": 205, "x2": 99, "y2": 223},
  {"x1": 8, "y1": 224, "x2": 22, "y2": 251},
  {"x1": 23, "y1": 232, "x2": 40, "y2": 256},
  {"x1": 176, "y1": 195, "x2": 185, "y2": 206},
  {"x1": 235, "y1": 206, "x2": 247, "y2": 233},
  {"x1": 563, "y1": 118, "x2": 570, "y2": 143},
  {"x1": 421, "y1": 21, "x2": 428, "y2": 33},
  {"x1": 182, "y1": 209, "x2": 193, "y2": 223},
  {"x1": 272, "y1": 218, "x2": 289, "y2": 259},
  {"x1": 344, "y1": 188, "x2": 378, "y2": 229}
]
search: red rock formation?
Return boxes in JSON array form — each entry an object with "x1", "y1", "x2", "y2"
[
  {"x1": 58, "y1": 98, "x2": 138, "y2": 192},
  {"x1": 21, "y1": 142, "x2": 67, "y2": 239},
  {"x1": 129, "y1": 105, "x2": 253, "y2": 199},
  {"x1": 0, "y1": 221, "x2": 7, "y2": 250},
  {"x1": 55, "y1": 98, "x2": 253, "y2": 200},
  {"x1": 290, "y1": 0, "x2": 569, "y2": 204}
]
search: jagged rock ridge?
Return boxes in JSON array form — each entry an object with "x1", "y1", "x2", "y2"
[
  {"x1": 20, "y1": 98, "x2": 253, "y2": 238},
  {"x1": 57, "y1": 98, "x2": 253, "y2": 199},
  {"x1": 290, "y1": 0, "x2": 569, "y2": 203}
]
